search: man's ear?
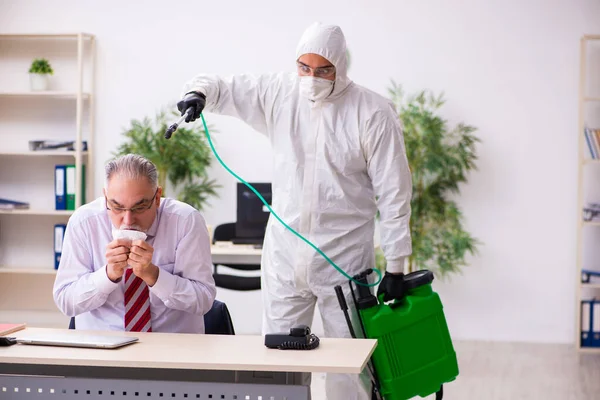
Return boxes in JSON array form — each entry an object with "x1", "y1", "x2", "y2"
[{"x1": 156, "y1": 187, "x2": 163, "y2": 206}]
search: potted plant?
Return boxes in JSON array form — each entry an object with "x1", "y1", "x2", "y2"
[
  {"x1": 29, "y1": 58, "x2": 54, "y2": 91},
  {"x1": 113, "y1": 108, "x2": 220, "y2": 211},
  {"x1": 376, "y1": 83, "x2": 481, "y2": 279}
]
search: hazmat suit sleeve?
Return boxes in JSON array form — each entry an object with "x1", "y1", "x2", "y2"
[
  {"x1": 181, "y1": 73, "x2": 283, "y2": 136},
  {"x1": 364, "y1": 106, "x2": 413, "y2": 274}
]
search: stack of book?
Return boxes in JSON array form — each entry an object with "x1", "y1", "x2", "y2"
[
  {"x1": 0, "y1": 198, "x2": 29, "y2": 210},
  {"x1": 0, "y1": 323, "x2": 26, "y2": 336},
  {"x1": 582, "y1": 269, "x2": 600, "y2": 284}
]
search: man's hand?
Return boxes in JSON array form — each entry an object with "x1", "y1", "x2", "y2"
[
  {"x1": 177, "y1": 91, "x2": 206, "y2": 123},
  {"x1": 128, "y1": 240, "x2": 159, "y2": 287},
  {"x1": 377, "y1": 271, "x2": 406, "y2": 302},
  {"x1": 106, "y1": 239, "x2": 131, "y2": 282}
]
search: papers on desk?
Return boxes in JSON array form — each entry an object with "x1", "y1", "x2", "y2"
[
  {"x1": 212, "y1": 241, "x2": 258, "y2": 250},
  {"x1": 211, "y1": 243, "x2": 262, "y2": 266},
  {"x1": 0, "y1": 323, "x2": 26, "y2": 336}
]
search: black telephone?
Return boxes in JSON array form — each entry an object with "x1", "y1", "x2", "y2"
[{"x1": 264, "y1": 324, "x2": 320, "y2": 350}]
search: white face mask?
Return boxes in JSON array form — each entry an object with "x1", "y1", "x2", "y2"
[{"x1": 299, "y1": 76, "x2": 334, "y2": 102}]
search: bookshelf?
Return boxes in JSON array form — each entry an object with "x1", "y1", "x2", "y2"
[
  {"x1": 0, "y1": 33, "x2": 95, "y2": 328},
  {"x1": 576, "y1": 35, "x2": 600, "y2": 352}
]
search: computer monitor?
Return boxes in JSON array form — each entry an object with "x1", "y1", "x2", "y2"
[{"x1": 234, "y1": 182, "x2": 272, "y2": 245}]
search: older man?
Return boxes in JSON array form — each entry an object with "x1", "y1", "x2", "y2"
[{"x1": 53, "y1": 154, "x2": 216, "y2": 333}]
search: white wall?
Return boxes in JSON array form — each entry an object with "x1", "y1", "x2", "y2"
[{"x1": 2, "y1": 0, "x2": 599, "y2": 343}]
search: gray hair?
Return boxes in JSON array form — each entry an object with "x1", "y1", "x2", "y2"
[{"x1": 104, "y1": 154, "x2": 158, "y2": 188}]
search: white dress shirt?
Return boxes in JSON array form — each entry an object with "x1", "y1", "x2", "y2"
[{"x1": 53, "y1": 197, "x2": 216, "y2": 333}]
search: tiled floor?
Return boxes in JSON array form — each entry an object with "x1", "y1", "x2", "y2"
[{"x1": 310, "y1": 340, "x2": 600, "y2": 400}]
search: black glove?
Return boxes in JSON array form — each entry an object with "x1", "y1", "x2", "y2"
[
  {"x1": 177, "y1": 91, "x2": 206, "y2": 123},
  {"x1": 377, "y1": 271, "x2": 406, "y2": 302}
]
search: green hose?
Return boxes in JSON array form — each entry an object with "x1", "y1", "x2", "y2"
[{"x1": 200, "y1": 113, "x2": 381, "y2": 287}]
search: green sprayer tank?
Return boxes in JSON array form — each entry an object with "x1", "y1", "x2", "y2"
[{"x1": 337, "y1": 269, "x2": 459, "y2": 400}]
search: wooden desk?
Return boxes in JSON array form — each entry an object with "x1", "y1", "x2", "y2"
[
  {"x1": 211, "y1": 242, "x2": 262, "y2": 265},
  {"x1": 0, "y1": 327, "x2": 377, "y2": 400}
]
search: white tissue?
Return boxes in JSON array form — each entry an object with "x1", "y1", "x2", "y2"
[
  {"x1": 112, "y1": 229, "x2": 147, "y2": 270},
  {"x1": 112, "y1": 229, "x2": 147, "y2": 241}
]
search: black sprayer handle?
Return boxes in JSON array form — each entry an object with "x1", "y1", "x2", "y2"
[
  {"x1": 335, "y1": 285, "x2": 357, "y2": 339},
  {"x1": 336, "y1": 285, "x2": 348, "y2": 311},
  {"x1": 165, "y1": 107, "x2": 193, "y2": 139}
]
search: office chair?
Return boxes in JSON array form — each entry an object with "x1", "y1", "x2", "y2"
[
  {"x1": 212, "y1": 223, "x2": 261, "y2": 291},
  {"x1": 68, "y1": 299, "x2": 235, "y2": 335},
  {"x1": 204, "y1": 299, "x2": 235, "y2": 335}
]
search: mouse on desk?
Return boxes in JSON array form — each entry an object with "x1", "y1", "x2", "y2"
[{"x1": 0, "y1": 337, "x2": 17, "y2": 346}]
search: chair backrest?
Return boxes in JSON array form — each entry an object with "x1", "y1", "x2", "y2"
[
  {"x1": 68, "y1": 299, "x2": 235, "y2": 335},
  {"x1": 204, "y1": 299, "x2": 235, "y2": 335},
  {"x1": 212, "y1": 223, "x2": 236, "y2": 244},
  {"x1": 213, "y1": 274, "x2": 261, "y2": 291}
]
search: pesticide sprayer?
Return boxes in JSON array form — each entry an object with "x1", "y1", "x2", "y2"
[
  {"x1": 167, "y1": 108, "x2": 459, "y2": 399},
  {"x1": 336, "y1": 268, "x2": 458, "y2": 400}
]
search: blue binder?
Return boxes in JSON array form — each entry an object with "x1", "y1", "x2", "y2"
[
  {"x1": 55, "y1": 165, "x2": 66, "y2": 210},
  {"x1": 54, "y1": 224, "x2": 66, "y2": 270},
  {"x1": 581, "y1": 299, "x2": 593, "y2": 347},
  {"x1": 593, "y1": 300, "x2": 600, "y2": 347},
  {"x1": 581, "y1": 299, "x2": 600, "y2": 347}
]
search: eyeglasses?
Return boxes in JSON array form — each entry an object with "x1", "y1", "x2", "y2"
[
  {"x1": 106, "y1": 188, "x2": 158, "y2": 215},
  {"x1": 296, "y1": 62, "x2": 336, "y2": 78}
]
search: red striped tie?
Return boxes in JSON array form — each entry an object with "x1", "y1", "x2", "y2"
[{"x1": 124, "y1": 269, "x2": 152, "y2": 332}]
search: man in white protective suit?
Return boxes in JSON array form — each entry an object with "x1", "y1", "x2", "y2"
[{"x1": 176, "y1": 22, "x2": 413, "y2": 400}]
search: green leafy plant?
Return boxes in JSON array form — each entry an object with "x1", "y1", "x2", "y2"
[
  {"x1": 113, "y1": 108, "x2": 219, "y2": 211},
  {"x1": 29, "y1": 58, "x2": 54, "y2": 75},
  {"x1": 377, "y1": 82, "x2": 481, "y2": 279}
]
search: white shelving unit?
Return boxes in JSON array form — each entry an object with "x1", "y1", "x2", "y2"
[
  {"x1": 0, "y1": 33, "x2": 95, "y2": 328},
  {"x1": 0, "y1": 91, "x2": 91, "y2": 98},
  {"x1": 0, "y1": 267, "x2": 57, "y2": 275},
  {"x1": 576, "y1": 35, "x2": 600, "y2": 353},
  {"x1": 0, "y1": 210, "x2": 74, "y2": 216},
  {"x1": 0, "y1": 151, "x2": 89, "y2": 157}
]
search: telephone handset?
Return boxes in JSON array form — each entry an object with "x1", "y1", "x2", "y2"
[
  {"x1": 289, "y1": 325, "x2": 310, "y2": 337},
  {"x1": 264, "y1": 324, "x2": 320, "y2": 350}
]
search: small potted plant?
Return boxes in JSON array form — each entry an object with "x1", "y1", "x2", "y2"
[{"x1": 28, "y1": 58, "x2": 54, "y2": 91}]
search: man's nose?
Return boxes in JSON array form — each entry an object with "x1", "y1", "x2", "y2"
[{"x1": 122, "y1": 210, "x2": 135, "y2": 225}]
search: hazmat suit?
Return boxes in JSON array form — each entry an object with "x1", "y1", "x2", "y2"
[{"x1": 180, "y1": 22, "x2": 412, "y2": 400}]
